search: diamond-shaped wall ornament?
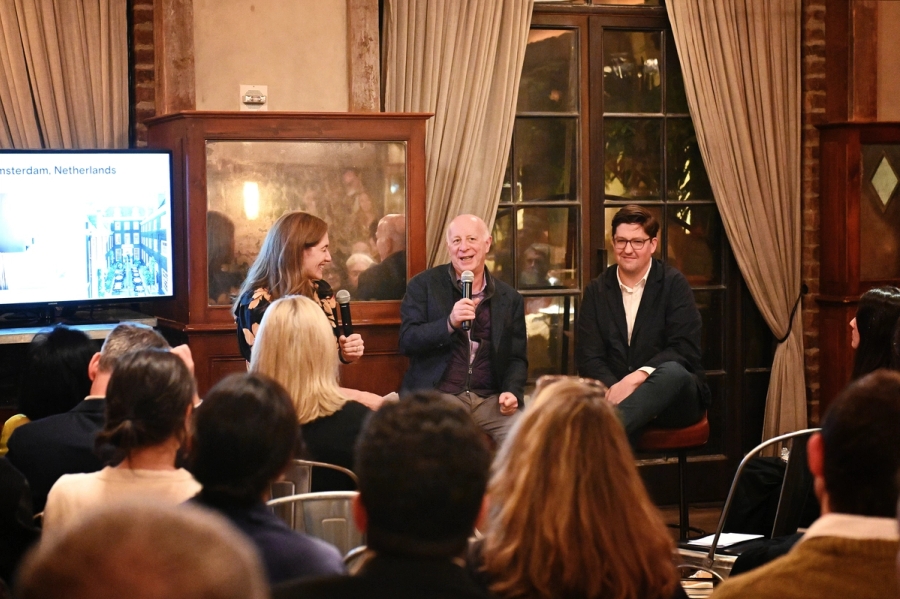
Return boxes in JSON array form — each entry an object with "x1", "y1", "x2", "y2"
[{"x1": 871, "y1": 155, "x2": 899, "y2": 209}]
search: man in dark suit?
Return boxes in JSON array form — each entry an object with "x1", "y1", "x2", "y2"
[
  {"x1": 576, "y1": 205, "x2": 709, "y2": 438},
  {"x1": 356, "y1": 213, "x2": 407, "y2": 301},
  {"x1": 5, "y1": 323, "x2": 169, "y2": 512},
  {"x1": 398, "y1": 214, "x2": 527, "y2": 445},
  {"x1": 272, "y1": 392, "x2": 493, "y2": 599}
]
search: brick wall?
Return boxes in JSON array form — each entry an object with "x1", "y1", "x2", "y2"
[
  {"x1": 131, "y1": 0, "x2": 155, "y2": 147},
  {"x1": 802, "y1": 0, "x2": 826, "y2": 425}
]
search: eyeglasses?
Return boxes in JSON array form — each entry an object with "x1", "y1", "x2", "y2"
[
  {"x1": 534, "y1": 374, "x2": 608, "y2": 396},
  {"x1": 613, "y1": 237, "x2": 651, "y2": 251}
]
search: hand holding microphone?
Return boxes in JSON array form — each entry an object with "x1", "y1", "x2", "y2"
[
  {"x1": 448, "y1": 270, "x2": 477, "y2": 332},
  {"x1": 335, "y1": 290, "x2": 364, "y2": 362}
]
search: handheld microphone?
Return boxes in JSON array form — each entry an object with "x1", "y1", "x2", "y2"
[
  {"x1": 460, "y1": 270, "x2": 474, "y2": 331},
  {"x1": 335, "y1": 289, "x2": 353, "y2": 336}
]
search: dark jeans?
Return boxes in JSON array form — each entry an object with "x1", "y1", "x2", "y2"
[{"x1": 616, "y1": 361, "x2": 703, "y2": 441}]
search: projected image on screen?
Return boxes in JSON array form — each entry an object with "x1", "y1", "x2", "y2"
[{"x1": 0, "y1": 152, "x2": 173, "y2": 307}]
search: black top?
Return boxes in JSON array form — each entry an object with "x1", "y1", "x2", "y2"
[
  {"x1": 272, "y1": 554, "x2": 494, "y2": 599},
  {"x1": 300, "y1": 401, "x2": 372, "y2": 492},
  {"x1": 5, "y1": 398, "x2": 108, "y2": 512},
  {"x1": 190, "y1": 495, "x2": 345, "y2": 585},
  {"x1": 234, "y1": 280, "x2": 339, "y2": 362}
]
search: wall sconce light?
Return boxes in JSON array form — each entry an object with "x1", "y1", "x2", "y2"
[{"x1": 243, "y1": 182, "x2": 260, "y2": 220}]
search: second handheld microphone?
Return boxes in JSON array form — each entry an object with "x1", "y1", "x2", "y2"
[{"x1": 335, "y1": 289, "x2": 353, "y2": 336}]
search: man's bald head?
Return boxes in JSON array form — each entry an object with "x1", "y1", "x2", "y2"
[
  {"x1": 376, "y1": 214, "x2": 406, "y2": 260},
  {"x1": 445, "y1": 215, "x2": 492, "y2": 277}
]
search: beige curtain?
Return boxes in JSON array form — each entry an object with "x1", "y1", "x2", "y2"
[
  {"x1": 0, "y1": 0, "x2": 128, "y2": 149},
  {"x1": 668, "y1": 1, "x2": 805, "y2": 440},
  {"x1": 383, "y1": 0, "x2": 533, "y2": 266}
]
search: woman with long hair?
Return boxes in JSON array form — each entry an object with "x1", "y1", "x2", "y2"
[
  {"x1": 850, "y1": 286, "x2": 900, "y2": 379},
  {"x1": 475, "y1": 378, "x2": 685, "y2": 599},
  {"x1": 234, "y1": 211, "x2": 364, "y2": 364},
  {"x1": 42, "y1": 349, "x2": 200, "y2": 535},
  {"x1": 250, "y1": 295, "x2": 380, "y2": 490}
]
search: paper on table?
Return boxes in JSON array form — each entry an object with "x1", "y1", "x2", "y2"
[{"x1": 686, "y1": 533, "x2": 763, "y2": 548}]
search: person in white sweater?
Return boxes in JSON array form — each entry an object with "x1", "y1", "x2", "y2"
[{"x1": 43, "y1": 349, "x2": 200, "y2": 535}]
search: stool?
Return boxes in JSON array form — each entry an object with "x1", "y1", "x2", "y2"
[{"x1": 636, "y1": 411, "x2": 709, "y2": 541}]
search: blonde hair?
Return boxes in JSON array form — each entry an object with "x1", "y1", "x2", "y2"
[
  {"x1": 233, "y1": 211, "x2": 327, "y2": 311},
  {"x1": 249, "y1": 295, "x2": 346, "y2": 423},
  {"x1": 482, "y1": 380, "x2": 678, "y2": 599}
]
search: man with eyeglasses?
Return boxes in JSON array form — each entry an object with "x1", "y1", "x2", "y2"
[{"x1": 576, "y1": 205, "x2": 710, "y2": 441}]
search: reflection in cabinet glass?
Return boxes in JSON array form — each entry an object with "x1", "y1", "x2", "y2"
[{"x1": 206, "y1": 141, "x2": 408, "y2": 305}]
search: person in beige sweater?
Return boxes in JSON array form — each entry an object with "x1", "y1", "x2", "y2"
[
  {"x1": 712, "y1": 369, "x2": 900, "y2": 599},
  {"x1": 43, "y1": 349, "x2": 201, "y2": 535}
]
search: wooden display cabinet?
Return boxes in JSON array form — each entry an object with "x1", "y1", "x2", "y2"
[
  {"x1": 144, "y1": 111, "x2": 430, "y2": 395},
  {"x1": 818, "y1": 122, "x2": 900, "y2": 412}
]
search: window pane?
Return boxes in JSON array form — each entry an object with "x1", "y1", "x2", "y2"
[
  {"x1": 694, "y1": 289, "x2": 724, "y2": 371},
  {"x1": 603, "y1": 205, "x2": 662, "y2": 269},
  {"x1": 525, "y1": 295, "x2": 577, "y2": 379},
  {"x1": 515, "y1": 117, "x2": 578, "y2": 202},
  {"x1": 667, "y1": 118, "x2": 712, "y2": 202},
  {"x1": 604, "y1": 118, "x2": 661, "y2": 200},
  {"x1": 666, "y1": 34, "x2": 689, "y2": 114},
  {"x1": 666, "y1": 204, "x2": 722, "y2": 285},
  {"x1": 603, "y1": 31, "x2": 662, "y2": 114},
  {"x1": 519, "y1": 29, "x2": 578, "y2": 113},
  {"x1": 488, "y1": 207, "x2": 514, "y2": 287},
  {"x1": 500, "y1": 147, "x2": 514, "y2": 203},
  {"x1": 517, "y1": 206, "x2": 578, "y2": 289}
]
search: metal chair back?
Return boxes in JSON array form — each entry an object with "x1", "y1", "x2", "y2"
[
  {"x1": 267, "y1": 491, "x2": 364, "y2": 556},
  {"x1": 677, "y1": 428, "x2": 820, "y2": 580},
  {"x1": 270, "y1": 459, "x2": 359, "y2": 499}
]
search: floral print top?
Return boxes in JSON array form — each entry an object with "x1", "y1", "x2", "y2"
[{"x1": 234, "y1": 279, "x2": 339, "y2": 362}]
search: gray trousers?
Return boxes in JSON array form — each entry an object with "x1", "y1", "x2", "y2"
[
  {"x1": 616, "y1": 360, "x2": 703, "y2": 443},
  {"x1": 443, "y1": 391, "x2": 520, "y2": 448}
]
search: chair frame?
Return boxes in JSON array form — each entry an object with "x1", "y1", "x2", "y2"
[
  {"x1": 677, "y1": 427, "x2": 820, "y2": 578},
  {"x1": 267, "y1": 491, "x2": 364, "y2": 556},
  {"x1": 269, "y1": 459, "x2": 359, "y2": 499}
]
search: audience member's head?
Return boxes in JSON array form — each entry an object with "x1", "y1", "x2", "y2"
[
  {"x1": 345, "y1": 253, "x2": 374, "y2": 292},
  {"x1": 92, "y1": 323, "x2": 169, "y2": 383},
  {"x1": 17, "y1": 325, "x2": 96, "y2": 420},
  {"x1": 95, "y1": 349, "x2": 195, "y2": 465},
  {"x1": 482, "y1": 378, "x2": 678, "y2": 599},
  {"x1": 354, "y1": 392, "x2": 490, "y2": 558},
  {"x1": 810, "y1": 369, "x2": 900, "y2": 517},
  {"x1": 250, "y1": 295, "x2": 346, "y2": 424},
  {"x1": 189, "y1": 373, "x2": 300, "y2": 507},
  {"x1": 850, "y1": 286, "x2": 900, "y2": 379},
  {"x1": 15, "y1": 501, "x2": 267, "y2": 599},
  {"x1": 374, "y1": 214, "x2": 406, "y2": 261}
]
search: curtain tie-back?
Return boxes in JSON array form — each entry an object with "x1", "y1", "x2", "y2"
[{"x1": 775, "y1": 283, "x2": 808, "y2": 344}]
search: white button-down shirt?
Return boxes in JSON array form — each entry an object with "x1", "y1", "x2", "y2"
[{"x1": 617, "y1": 263, "x2": 655, "y2": 376}]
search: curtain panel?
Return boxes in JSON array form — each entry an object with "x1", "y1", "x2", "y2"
[
  {"x1": 383, "y1": 0, "x2": 533, "y2": 266},
  {"x1": 667, "y1": 0, "x2": 806, "y2": 440},
  {"x1": 0, "y1": 0, "x2": 128, "y2": 149}
]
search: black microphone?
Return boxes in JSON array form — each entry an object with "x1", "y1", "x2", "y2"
[
  {"x1": 335, "y1": 289, "x2": 353, "y2": 336},
  {"x1": 460, "y1": 270, "x2": 474, "y2": 331}
]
